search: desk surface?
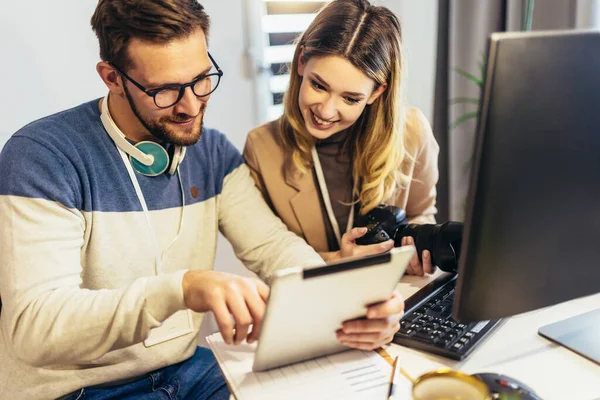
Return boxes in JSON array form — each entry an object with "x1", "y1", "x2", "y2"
[{"x1": 388, "y1": 271, "x2": 600, "y2": 400}]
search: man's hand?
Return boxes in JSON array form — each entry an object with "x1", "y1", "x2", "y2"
[
  {"x1": 339, "y1": 227, "x2": 394, "y2": 259},
  {"x1": 336, "y1": 290, "x2": 404, "y2": 350},
  {"x1": 182, "y1": 270, "x2": 269, "y2": 345},
  {"x1": 401, "y1": 236, "x2": 435, "y2": 276}
]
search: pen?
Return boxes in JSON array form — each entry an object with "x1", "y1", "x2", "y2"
[{"x1": 387, "y1": 356, "x2": 401, "y2": 400}]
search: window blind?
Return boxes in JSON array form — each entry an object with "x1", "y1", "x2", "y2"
[{"x1": 258, "y1": 1, "x2": 329, "y2": 121}]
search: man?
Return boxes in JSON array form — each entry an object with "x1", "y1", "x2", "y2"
[{"x1": 0, "y1": 1, "x2": 405, "y2": 399}]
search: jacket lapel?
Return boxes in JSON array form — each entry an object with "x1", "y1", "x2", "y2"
[{"x1": 284, "y1": 160, "x2": 329, "y2": 253}]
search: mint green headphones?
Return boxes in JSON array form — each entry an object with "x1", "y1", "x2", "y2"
[{"x1": 101, "y1": 94, "x2": 186, "y2": 176}]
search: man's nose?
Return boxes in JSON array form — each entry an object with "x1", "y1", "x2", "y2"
[{"x1": 173, "y1": 86, "x2": 205, "y2": 116}]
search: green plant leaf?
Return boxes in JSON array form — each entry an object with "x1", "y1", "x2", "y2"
[
  {"x1": 478, "y1": 53, "x2": 486, "y2": 79},
  {"x1": 521, "y1": 0, "x2": 535, "y2": 31},
  {"x1": 450, "y1": 97, "x2": 480, "y2": 105},
  {"x1": 453, "y1": 67, "x2": 484, "y2": 87},
  {"x1": 450, "y1": 111, "x2": 479, "y2": 130}
]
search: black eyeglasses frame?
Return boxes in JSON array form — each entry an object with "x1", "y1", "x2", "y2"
[{"x1": 110, "y1": 52, "x2": 224, "y2": 109}]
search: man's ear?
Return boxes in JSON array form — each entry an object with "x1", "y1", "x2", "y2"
[
  {"x1": 367, "y1": 83, "x2": 388, "y2": 105},
  {"x1": 297, "y1": 46, "x2": 306, "y2": 77},
  {"x1": 96, "y1": 62, "x2": 125, "y2": 95}
]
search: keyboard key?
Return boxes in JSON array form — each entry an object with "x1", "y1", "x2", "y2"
[
  {"x1": 450, "y1": 329, "x2": 463, "y2": 337},
  {"x1": 399, "y1": 328, "x2": 415, "y2": 336},
  {"x1": 431, "y1": 305, "x2": 446, "y2": 313},
  {"x1": 452, "y1": 343, "x2": 464, "y2": 351},
  {"x1": 414, "y1": 331, "x2": 437, "y2": 341},
  {"x1": 444, "y1": 333, "x2": 457, "y2": 341},
  {"x1": 401, "y1": 320, "x2": 412, "y2": 329},
  {"x1": 421, "y1": 327, "x2": 433, "y2": 335},
  {"x1": 411, "y1": 312, "x2": 424, "y2": 320},
  {"x1": 443, "y1": 321, "x2": 456, "y2": 328},
  {"x1": 435, "y1": 338, "x2": 453, "y2": 348},
  {"x1": 425, "y1": 309, "x2": 441, "y2": 317},
  {"x1": 400, "y1": 320, "x2": 412, "y2": 330}
]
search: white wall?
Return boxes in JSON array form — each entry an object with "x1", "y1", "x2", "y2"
[
  {"x1": 0, "y1": 0, "x2": 438, "y2": 341},
  {"x1": 0, "y1": 0, "x2": 257, "y2": 150},
  {"x1": 382, "y1": 0, "x2": 438, "y2": 123},
  {"x1": 0, "y1": 1, "x2": 103, "y2": 145}
]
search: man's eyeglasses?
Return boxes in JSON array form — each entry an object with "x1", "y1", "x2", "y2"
[{"x1": 110, "y1": 52, "x2": 223, "y2": 109}]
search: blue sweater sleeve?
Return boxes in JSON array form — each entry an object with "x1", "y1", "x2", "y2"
[{"x1": 0, "y1": 135, "x2": 81, "y2": 209}]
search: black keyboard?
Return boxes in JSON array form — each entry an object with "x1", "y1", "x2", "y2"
[{"x1": 393, "y1": 274, "x2": 501, "y2": 360}]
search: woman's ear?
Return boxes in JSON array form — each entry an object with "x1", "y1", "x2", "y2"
[
  {"x1": 297, "y1": 46, "x2": 306, "y2": 76},
  {"x1": 367, "y1": 83, "x2": 388, "y2": 105}
]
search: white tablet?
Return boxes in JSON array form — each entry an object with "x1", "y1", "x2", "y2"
[{"x1": 253, "y1": 246, "x2": 414, "y2": 371}]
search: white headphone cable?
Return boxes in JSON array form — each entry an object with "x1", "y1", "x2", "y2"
[{"x1": 101, "y1": 94, "x2": 186, "y2": 275}]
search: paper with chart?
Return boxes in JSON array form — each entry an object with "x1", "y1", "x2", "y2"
[{"x1": 206, "y1": 333, "x2": 412, "y2": 400}]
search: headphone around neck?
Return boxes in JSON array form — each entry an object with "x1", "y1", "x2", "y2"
[{"x1": 100, "y1": 94, "x2": 186, "y2": 176}]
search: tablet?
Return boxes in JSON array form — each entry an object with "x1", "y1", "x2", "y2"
[{"x1": 252, "y1": 246, "x2": 414, "y2": 371}]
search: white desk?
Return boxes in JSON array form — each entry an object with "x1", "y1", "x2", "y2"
[{"x1": 388, "y1": 272, "x2": 600, "y2": 400}]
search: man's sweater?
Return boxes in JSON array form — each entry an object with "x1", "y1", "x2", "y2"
[{"x1": 0, "y1": 99, "x2": 323, "y2": 399}]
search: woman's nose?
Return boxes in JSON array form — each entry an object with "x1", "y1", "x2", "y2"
[{"x1": 318, "y1": 96, "x2": 338, "y2": 120}]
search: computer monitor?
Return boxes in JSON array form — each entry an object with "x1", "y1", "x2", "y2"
[{"x1": 452, "y1": 31, "x2": 600, "y2": 363}]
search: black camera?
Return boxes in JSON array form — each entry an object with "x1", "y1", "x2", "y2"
[{"x1": 355, "y1": 205, "x2": 463, "y2": 273}]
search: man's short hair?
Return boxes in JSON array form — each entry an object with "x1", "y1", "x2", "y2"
[{"x1": 91, "y1": 0, "x2": 210, "y2": 71}]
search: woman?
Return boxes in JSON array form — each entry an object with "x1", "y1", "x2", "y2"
[{"x1": 244, "y1": 0, "x2": 439, "y2": 277}]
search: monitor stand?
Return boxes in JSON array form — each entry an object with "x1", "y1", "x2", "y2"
[{"x1": 538, "y1": 308, "x2": 600, "y2": 366}]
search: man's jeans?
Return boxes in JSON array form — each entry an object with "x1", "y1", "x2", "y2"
[{"x1": 64, "y1": 347, "x2": 230, "y2": 400}]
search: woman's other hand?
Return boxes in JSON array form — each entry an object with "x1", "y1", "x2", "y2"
[
  {"x1": 401, "y1": 236, "x2": 435, "y2": 276},
  {"x1": 336, "y1": 290, "x2": 404, "y2": 350}
]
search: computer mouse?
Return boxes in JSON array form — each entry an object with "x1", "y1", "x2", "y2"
[{"x1": 471, "y1": 373, "x2": 543, "y2": 400}]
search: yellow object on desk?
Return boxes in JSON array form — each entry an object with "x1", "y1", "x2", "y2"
[
  {"x1": 411, "y1": 369, "x2": 491, "y2": 400},
  {"x1": 377, "y1": 347, "x2": 415, "y2": 384},
  {"x1": 375, "y1": 347, "x2": 394, "y2": 365}
]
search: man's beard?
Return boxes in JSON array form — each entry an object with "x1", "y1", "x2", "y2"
[{"x1": 123, "y1": 84, "x2": 205, "y2": 146}]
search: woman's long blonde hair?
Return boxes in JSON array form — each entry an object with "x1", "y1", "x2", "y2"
[{"x1": 280, "y1": 0, "x2": 417, "y2": 215}]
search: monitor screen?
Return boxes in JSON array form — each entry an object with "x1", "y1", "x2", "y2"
[{"x1": 453, "y1": 30, "x2": 600, "y2": 323}]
